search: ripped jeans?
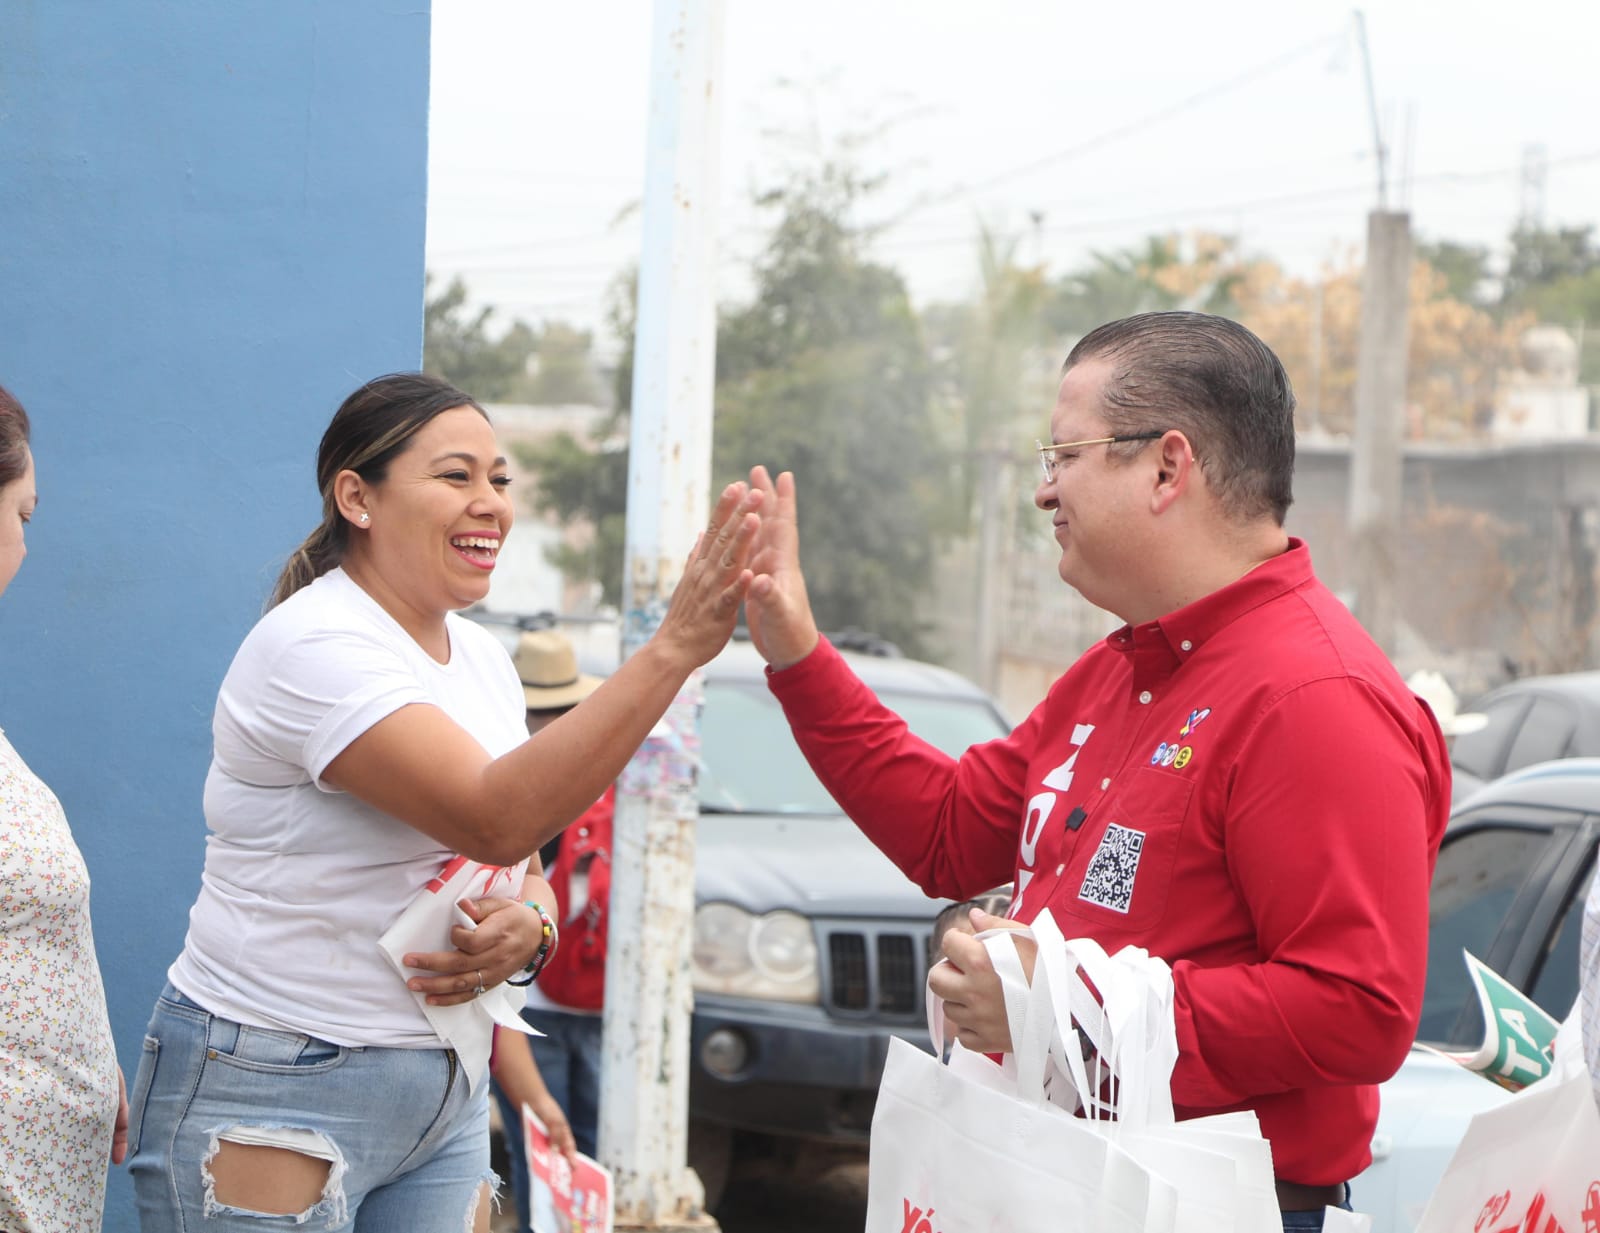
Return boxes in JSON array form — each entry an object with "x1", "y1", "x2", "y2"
[{"x1": 128, "y1": 983, "x2": 495, "y2": 1231}]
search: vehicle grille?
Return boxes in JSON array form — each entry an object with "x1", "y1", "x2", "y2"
[{"x1": 821, "y1": 923, "x2": 931, "y2": 1022}]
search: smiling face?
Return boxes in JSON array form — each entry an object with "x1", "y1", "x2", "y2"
[
  {"x1": 0, "y1": 447, "x2": 36, "y2": 600},
  {"x1": 1033, "y1": 359, "x2": 1153, "y2": 613},
  {"x1": 347, "y1": 405, "x2": 513, "y2": 622}
]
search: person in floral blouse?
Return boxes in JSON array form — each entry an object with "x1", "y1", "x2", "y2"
[{"x1": 0, "y1": 380, "x2": 128, "y2": 1230}]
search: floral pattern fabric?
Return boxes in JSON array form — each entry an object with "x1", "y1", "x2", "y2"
[{"x1": 1, "y1": 727, "x2": 118, "y2": 1231}]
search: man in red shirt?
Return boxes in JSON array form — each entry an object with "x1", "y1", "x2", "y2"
[{"x1": 742, "y1": 312, "x2": 1450, "y2": 1230}]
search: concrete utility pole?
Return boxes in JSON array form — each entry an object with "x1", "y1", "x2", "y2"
[
  {"x1": 1347, "y1": 209, "x2": 1412, "y2": 657},
  {"x1": 973, "y1": 445, "x2": 1002, "y2": 694},
  {"x1": 600, "y1": 1, "x2": 725, "y2": 1228}
]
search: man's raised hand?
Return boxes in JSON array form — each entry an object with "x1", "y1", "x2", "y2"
[{"x1": 745, "y1": 466, "x2": 820, "y2": 670}]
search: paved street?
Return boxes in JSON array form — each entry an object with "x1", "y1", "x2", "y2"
[
  {"x1": 716, "y1": 1162, "x2": 869, "y2": 1232},
  {"x1": 491, "y1": 1161, "x2": 869, "y2": 1232}
]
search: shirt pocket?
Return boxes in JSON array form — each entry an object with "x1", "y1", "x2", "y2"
[{"x1": 1057, "y1": 767, "x2": 1195, "y2": 932}]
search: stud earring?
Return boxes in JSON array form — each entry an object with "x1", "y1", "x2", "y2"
[{"x1": 359, "y1": 513, "x2": 370, "y2": 524}]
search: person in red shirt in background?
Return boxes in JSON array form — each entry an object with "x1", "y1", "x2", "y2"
[
  {"x1": 492, "y1": 629, "x2": 613, "y2": 1233},
  {"x1": 742, "y1": 312, "x2": 1451, "y2": 1232}
]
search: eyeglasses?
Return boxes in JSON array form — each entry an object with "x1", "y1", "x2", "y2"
[{"x1": 1035, "y1": 431, "x2": 1166, "y2": 482}]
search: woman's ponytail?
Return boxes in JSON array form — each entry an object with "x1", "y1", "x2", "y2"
[{"x1": 267, "y1": 512, "x2": 346, "y2": 609}]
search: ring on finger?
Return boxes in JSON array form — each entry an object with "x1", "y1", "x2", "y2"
[{"x1": 474, "y1": 969, "x2": 486, "y2": 996}]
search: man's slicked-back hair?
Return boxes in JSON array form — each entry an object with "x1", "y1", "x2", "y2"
[{"x1": 1064, "y1": 312, "x2": 1296, "y2": 524}]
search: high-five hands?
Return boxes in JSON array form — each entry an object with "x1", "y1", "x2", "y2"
[{"x1": 744, "y1": 466, "x2": 820, "y2": 670}]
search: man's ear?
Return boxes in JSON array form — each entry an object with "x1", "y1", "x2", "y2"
[{"x1": 1150, "y1": 431, "x2": 1198, "y2": 514}]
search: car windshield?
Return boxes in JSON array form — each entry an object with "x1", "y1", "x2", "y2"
[{"x1": 697, "y1": 680, "x2": 1008, "y2": 814}]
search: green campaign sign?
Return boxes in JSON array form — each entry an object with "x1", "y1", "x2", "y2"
[{"x1": 1464, "y1": 951, "x2": 1560, "y2": 1090}]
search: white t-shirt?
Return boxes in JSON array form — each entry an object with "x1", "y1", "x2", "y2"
[{"x1": 168, "y1": 568, "x2": 528, "y2": 1047}]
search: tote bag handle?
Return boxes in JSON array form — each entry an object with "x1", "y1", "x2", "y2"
[
  {"x1": 924, "y1": 912, "x2": 1181, "y2": 1128},
  {"x1": 1030, "y1": 910, "x2": 1179, "y2": 1129},
  {"x1": 926, "y1": 924, "x2": 1060, "y2": 1108}
]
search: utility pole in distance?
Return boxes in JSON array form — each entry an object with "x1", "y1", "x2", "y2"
[
  {"x1": 600, "y1": 1, "x2": 725, "y2": 1229},
  {"x1": 1348, "y1": 209, "x2": 1412, "y2": 657},
  {"x1": 1346, "y1": 10, "x2": 1410, "y2": 656}
]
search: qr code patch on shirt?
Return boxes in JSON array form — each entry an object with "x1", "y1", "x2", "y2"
[{"x1": 1077, "y1": 823, "x2": 1146, "y2": 914}]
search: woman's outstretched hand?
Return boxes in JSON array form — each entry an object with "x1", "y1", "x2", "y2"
[{"x1": 654, "y1": 481, "x2": 764, "y2": 668}]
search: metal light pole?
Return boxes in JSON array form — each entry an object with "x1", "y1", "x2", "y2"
[{"x1": 599, "y1": 0, "x2": 725, "y2": 1228}]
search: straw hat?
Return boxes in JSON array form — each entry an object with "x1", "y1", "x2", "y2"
[
  {"x1": 1406, "y1": 669, "x2": 1489, "y2": 737},
  {"x1": 514, "y1": 629, "x2": 604, "y2": 711}
]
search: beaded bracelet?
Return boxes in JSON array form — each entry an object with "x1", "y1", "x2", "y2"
[{"x1": 505, "y1": 900, "x2": 559, "y2": 987}]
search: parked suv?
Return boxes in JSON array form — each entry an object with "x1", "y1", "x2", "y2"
[{"x1": 467, "y1": 613, "x2": 1011, "y2": 1202}]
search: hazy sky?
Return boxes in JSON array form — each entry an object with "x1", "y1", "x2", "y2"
[{"x1": 425, "y1": 0, "x2": 1600, "y2": 350}]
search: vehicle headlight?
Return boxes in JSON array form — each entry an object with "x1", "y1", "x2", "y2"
[
  {"x1": 692, "y1": 903, "x2": 820, "y2": 1003},
  {"x1": 692, "y1": 903, "x2": 755, "y2": 979}
]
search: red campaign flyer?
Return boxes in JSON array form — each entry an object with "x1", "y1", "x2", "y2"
[{"x1": 522, "y1": 1104, "x2": 614, "y2": 1233}]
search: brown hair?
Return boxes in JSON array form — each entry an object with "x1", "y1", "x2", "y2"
[
  {"x1": 0, "y1": 383, "x2": 31, "y2": 490},
  {"x1": 269, "y1": 372, "x2": 486, "y2": 607},
  {"x1": 1065, "y1": 312, "x2": 1296, "y2": 525}
]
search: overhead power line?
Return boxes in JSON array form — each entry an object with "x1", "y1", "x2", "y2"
[
  {"x1": 900, "y1": 26, "x2": 1350, "y2": 219},
  {"x1": 872, "y1": 147, "x2": 1600, "y2": 257}
]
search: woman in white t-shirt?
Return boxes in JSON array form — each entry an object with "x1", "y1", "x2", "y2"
[{"x1": 125, "y1": 372, "x2": 762, "y2": 1231}]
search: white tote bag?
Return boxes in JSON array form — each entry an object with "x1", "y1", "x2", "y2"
[
  {"x1": 1024, "y1": 913, "x2": 1283, "y2": 1233},
  {"x1": 865, "y1": 926, "x2": 1179, "y2": 1233},
  {"x1": 1414, "y1": 1011, "x2": 1600, "y2": 1233}
]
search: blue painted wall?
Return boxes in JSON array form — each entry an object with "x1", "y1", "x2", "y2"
[{"x1": 0, "y1": 3, "x2": 432, "y2": 1225}]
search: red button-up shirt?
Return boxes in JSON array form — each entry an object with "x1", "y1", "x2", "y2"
[{"x1": 767, "y1": 539, "x2": 1450, "y2": 1184}]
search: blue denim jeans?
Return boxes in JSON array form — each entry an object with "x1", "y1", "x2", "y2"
[
  {"x1": 491, "y1": 1007, "x2": 603, "y2": 1233},
  {"x1": 1279, "y1": 1184, "x2": 1354, "y2": 1231},
  {"x1": 128, "y1": 983, "x2": 495, "y2": 1231}
]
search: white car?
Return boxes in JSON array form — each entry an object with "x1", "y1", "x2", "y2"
[{"x1": 1356, "y1": 758, "x2": 1595, "y2": 1230}]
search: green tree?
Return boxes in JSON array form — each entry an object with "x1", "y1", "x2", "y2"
[
  {"x1": 525, "y1": 322, "x2": 602, "y2": 406},
  {"x1": 1416, "y1": 239, "x2": 1492, "y2": 306},
  {"x1": 512, "y1": 276, "x2": 636, "y2": 610},
  {"x1": 603, "y1": 268, "x2": 639, "y2": 417},
  {"x1": 1501, "y1": 224, "x2": 1598, "y2": 307},
  {"x1": 521, "y1": 159, "x2": 963, "y2": 649},
  {"x1": 513, "y1": 272, "x2": 636, "y2": 607},
  {"x1": 922, "y1": 224, "x2": 1055, "y2": 529},
  {"x1": 710, "y1": 159, "x2": 946, "y2": 655},
  {"x1": 1046, "y1": 238, "x2": 1183, "y2": 338},
  {"x1": 425, "y1": 274, "x2": 604, "y2": 405},
  {"x1": 1511, "y1": 271, "x2": 1600, "y2": 383},
  {"x1": 513, "y1": 430, "x2": 629, "y2": 607},
  {"x1": 423, "y1": 274, "x2": 538, "y2": 401},
  {"x1": 1045, "y1": 234, "x2": 1248, "y2": 341},
  {"x1": 1495, "y1": 225, "x2": 1600, "y2": 384}
]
